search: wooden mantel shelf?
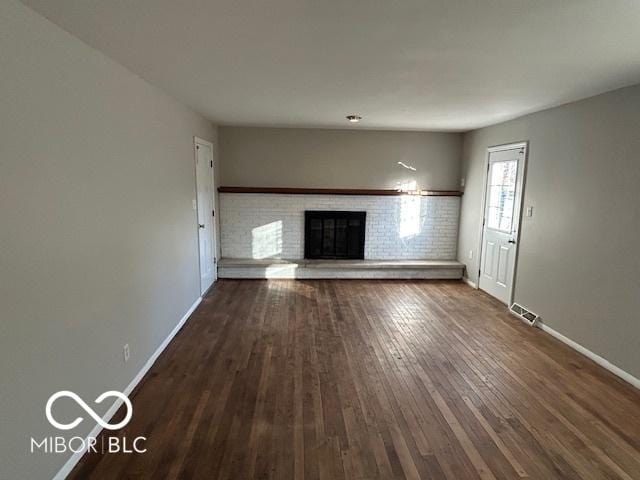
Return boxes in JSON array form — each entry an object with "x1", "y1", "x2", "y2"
[{"x1": 218, "y1": 186, "x2": 463, "y2": 197}]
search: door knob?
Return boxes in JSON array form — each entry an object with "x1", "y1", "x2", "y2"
[
  {"x1": 198, "y1": 224, "x2": 205, "y2": 229},
  {"x1": 508, "y1": 239, "x2": 516, "y2": 244}
]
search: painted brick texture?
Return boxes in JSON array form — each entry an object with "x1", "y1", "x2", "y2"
[{"x1": 220, "y1": 193, "x2": 459, "y2": 260}]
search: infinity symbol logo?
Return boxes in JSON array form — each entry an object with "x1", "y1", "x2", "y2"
[{"x1": 45, "y1": 391, "x2": 133, "y2": 431}]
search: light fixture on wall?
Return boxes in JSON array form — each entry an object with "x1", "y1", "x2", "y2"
[{"x1": 346, "y1": 115, "x2": 362, "y2": 123}]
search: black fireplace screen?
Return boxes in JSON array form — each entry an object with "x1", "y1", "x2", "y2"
[{"x1": 304, "y1": 211, "x2": 366, "y2": 259}]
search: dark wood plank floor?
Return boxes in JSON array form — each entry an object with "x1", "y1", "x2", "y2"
[{"x1": 70, "y1": 280, "x2": 640, "y2": 479}]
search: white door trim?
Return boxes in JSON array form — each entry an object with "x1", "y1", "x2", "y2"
[
  {"x1": 476, "y1": 141, "x2": 529, "y2": 306},
  {"x1": 194, "y1": 136, "x2": 217, "y2": 294}
]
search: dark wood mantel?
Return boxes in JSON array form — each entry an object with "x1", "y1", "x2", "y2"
[{"x1": 218, "y1": 186, "x2": 463, "y2": 196}]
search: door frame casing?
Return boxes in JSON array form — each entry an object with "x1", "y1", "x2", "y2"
[
  {"x1": 476, "y1": 141, "x2": 529, "y2": 307},
  {"x1": 193, "y1": 136, "x2": 217, "y2": 294}
]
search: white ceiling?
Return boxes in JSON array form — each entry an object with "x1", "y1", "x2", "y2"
[{"x1": 22, "y1": 0, "x2": 640, "y2": 131}]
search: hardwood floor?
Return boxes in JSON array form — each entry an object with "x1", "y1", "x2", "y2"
[{"x1": 70, "y1": 280, "x2": 640, "y2": 479}]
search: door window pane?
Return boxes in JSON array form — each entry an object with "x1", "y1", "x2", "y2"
[
  {"x1": 322, "y1": 218, "x2": 335, "y2": 256},
  {"x1": 335, "y1": 218, "x2": 347, "y2": 256},
  {"x1": 487, "y1": 160, "x2": 517, "y2": 232}
]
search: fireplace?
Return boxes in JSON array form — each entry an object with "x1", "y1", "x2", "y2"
[{"x1": 304, "y1": 211, "x2": 366, "y2": 259}]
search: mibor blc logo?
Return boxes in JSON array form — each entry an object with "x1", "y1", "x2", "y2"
[
  {"x1": 30, "y1": 390, "x2": 146, "y2": 454},
  {"x1": 46, "y1": 390, "x2": 132, "y2": 430}
]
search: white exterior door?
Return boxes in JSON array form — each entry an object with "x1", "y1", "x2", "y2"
[
  {"x1": 195, "y1": 138, "x2": 216, "y2": 293},
  {"x1": 479, "y1": 145, "x2": 526, "y2": 304}
]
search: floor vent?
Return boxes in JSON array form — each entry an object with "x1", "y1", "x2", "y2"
[{"x1": 510, "y1": 303, "x2": 540, "y2": 326}]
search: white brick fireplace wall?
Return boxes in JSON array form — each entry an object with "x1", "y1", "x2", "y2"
[{"x1": 220, "y1": 193, "x2": 460, "y2": 260}]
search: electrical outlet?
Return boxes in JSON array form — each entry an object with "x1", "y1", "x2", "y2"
[
  {"x1": 526, "y1": 206, "x2": 534, "y2": 217},
  {"x1": 468, "y1": 250, "x2": 473, "y2": 260},
  {"x1": 123, "y1": 344, "x2": 130, "y2": 363}
]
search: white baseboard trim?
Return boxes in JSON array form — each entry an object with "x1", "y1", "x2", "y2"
[
  {"x1": 52, "y1": 296, "x2": 203, "y2": 480},
  {"x1": 538, "y1": 322, "x2": 640, "y2": 391},
  {"x1": 462, "y1": 277, "x2": 477, "y2": 289}
]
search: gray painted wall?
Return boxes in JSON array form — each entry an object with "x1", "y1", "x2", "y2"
[
  {"x1": 458, "y1": 84, "x2": 640, "y2": 380},
  {"x1": 0, "y1": 1, "x2": 217, "y2": 478},
  {"x1": 220, "y1": 127, "x2": 462, "y2": 191}
]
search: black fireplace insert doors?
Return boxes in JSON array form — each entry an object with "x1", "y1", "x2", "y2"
[{"x1": 304, "y1": 211, "x2": 366, "y2": 260}]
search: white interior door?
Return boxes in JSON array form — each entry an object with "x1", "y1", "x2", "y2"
[
  {"x1": 479, "y1": 144, "x2": 526, "y2": 304},
  {"x1": 195, "y1": 138, "x2": 216, "y2": 294}
]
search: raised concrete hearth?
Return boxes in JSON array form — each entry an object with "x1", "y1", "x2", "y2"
[{"x1": 218, "y1": 258, "x2": 465, "y2": 279}]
